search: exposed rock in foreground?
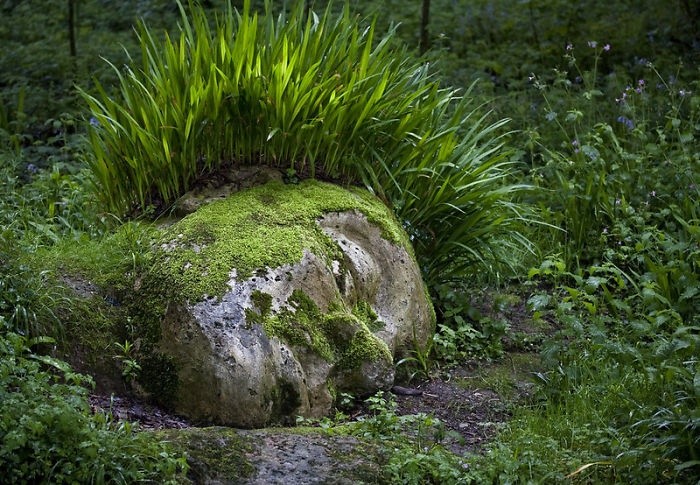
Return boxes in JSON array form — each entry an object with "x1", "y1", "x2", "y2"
[{"x1": 158, "y1": 427, "x2": 386, "y2": 484}]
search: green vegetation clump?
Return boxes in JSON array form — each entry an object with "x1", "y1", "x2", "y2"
[
  {"x1": 343, "y1": 392, "x2": 467, "y2": 484},
  {"x1": 81, "y1": 0, "x2": 527, "y2": 287},
  {"x1": 352, "y1": 301, "x2": 384, "y2": 332},
  {"x1": 0, "y1": 330, "x2": 187, "y2": 483}
]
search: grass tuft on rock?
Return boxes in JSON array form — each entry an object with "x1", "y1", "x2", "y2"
[{"x1": 80, "y1": 0, "x2": 530, "y2": 286}]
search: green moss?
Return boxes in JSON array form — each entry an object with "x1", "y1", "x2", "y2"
[
  {"x1": 246, "y1": 290, "x2": 273, "y2": 327},
  {"x1": 352, "y1": 301, "x2": 384, "y2": 332},
  {"x1": 327, "y1": 441, "x2": 389, "y2": 483},
  {"x1": 254, "y1": 289, "x2": 390, "y2": 371},
  {"x1": 336, "y1": 323, "x2": 392, "y2": 371},
  {"x1": 24, "y1": 223, "x2": 182, "y2": 400},
  {"x1": 286, "y1": 289, "x2": 320, "y2": 315},
  {"x1": 455, "y1": 353, "x2": 541, "y2": 400},
  {"x1": 262, "y1": 290, "x2": 335, "y2": 362},
  {"x1": 154, "y1": 180, "x2": 409, "y2": 302},
  {"x1": 251, "y1": 290, "x2": 273, "y2": 316},
  {"x1": 13, "y1": 226, "x2": 165, "y2": 389},
  {"x1": 157, "y1": 427, "x2": 254, "y2": 483}
]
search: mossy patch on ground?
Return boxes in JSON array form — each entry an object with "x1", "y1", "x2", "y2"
[
  {"x1": 156, "y1": 427, "x2": 255, "y2": 483},
  {"x1": 155, "y1": 425, "x2": 389, "y2": 484},
  {"x1": 22, "y1": 222, "x2": 180, "y2": 398},
  {"x1": 455, "y1": 352, "x2": 541, "y2": 401}
]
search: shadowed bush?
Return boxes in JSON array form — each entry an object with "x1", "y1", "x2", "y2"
[{"x1": 0, "y1": 331, "x2": 187, "y2": 483}]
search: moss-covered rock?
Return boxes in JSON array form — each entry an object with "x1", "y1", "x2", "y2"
[
  {"x1": 141, "y1": 179, "x2": 433, "y2": 427},
  {"x1": 158, "y1": 426, "x2": 387, "y2": 484},
  {"x1": 41, "y1": 178, "x2": 434, "y2": 427}
]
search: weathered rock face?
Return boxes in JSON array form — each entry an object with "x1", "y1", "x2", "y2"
[{"x1": 139, "y1": 179, "x2": 433, "y2": 427}]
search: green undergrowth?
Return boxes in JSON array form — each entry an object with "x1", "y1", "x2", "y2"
[
  {"x1": 455, "y1": 353, "x2": 540, "y2": 402},
  {"x1": 0, "y1": 330, "x2": 188, "y2": 484},
  {"x1": 461, "y1": 257, "x2": 699, "y2": 482},
  {"x1": 295, "y1": 391, "x2": 459, "y2": 484}
]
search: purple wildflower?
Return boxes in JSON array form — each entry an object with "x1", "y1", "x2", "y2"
[{"x1": 617, "y1": 115, "x2": 634, "y2": 130}]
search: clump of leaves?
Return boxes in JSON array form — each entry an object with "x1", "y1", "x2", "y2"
[
  {"x1": 431, "y1": 283, "x2": 507, "y2": 365},
  {"x1": 81, "y1": 0, "x2": 530, "y2": 285},
  {"x1": 0, "y1": 330, "x2": 187, "y2": 484},
  {"x1": 349, "y1": 392, "x2": 467, "y2": 484}
]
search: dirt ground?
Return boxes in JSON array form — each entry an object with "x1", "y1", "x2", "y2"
[
  {"x1": 89, "y1": 369, "x2": 516, "y2": 446},
  {"x1": 88, "y1": 287, "x2": 545, "y2": 483},
  {"x1": 89, "y1": 349, "x2": 541, "y2": 484}
]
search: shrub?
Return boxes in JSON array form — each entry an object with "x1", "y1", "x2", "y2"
[
  {"x1": 80, "y1": 0, "x2": 530, "y2": 285},
  {"x1": 526, "y1": 44, "x2": 699, "y2": 267},
  {"x1": 0, "y1": 330, "x2": 187, "y2": 483}
]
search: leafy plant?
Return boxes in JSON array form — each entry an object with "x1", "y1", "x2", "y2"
[
  {"x1": 80, "y1": 0, "x2": 530, "y2": 285},
  {"x1": 0, "y1": 240, "x2": 65, "y2": 338},
  {"x1": 350, "y1": 392, "x2": 467, "y2": 484},
  {"x1": 482, "y1": 245, "x2": 700, "y2": 482},
  {"x1": 396, "y1": 326, "x2": 434, "y2": 381},
  {"x1": 113, "y1": 339, "x2": 142, "y2": 383},
  {"x1": 432, "y1": 283, "x2": 506, "y2": 365},
  {"x1": 0, "y1": 330, "x2": 187, "y2": 483}
]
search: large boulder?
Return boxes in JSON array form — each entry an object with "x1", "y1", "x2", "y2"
[{"x1": 135, "y1": 179, "x2": 434, "y2": 427}]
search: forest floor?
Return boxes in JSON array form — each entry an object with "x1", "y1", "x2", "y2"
[
  {"x1": 89, "y1": 351, "x2": 541, "y2": 483},
  {"x1": 89, "y1": 356, "x2": 535, "y2": 447},
  {"x1": 88, "y1": 288, "x2": 546, "y2": 483}
]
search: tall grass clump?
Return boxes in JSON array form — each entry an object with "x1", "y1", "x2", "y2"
[{"x1": 80, "y1": 0, "x2": 529, "y2": 284}]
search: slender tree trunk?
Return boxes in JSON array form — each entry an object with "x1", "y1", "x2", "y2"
[
  {"x1": 68, "y1": 0, "x2": 77, "y2": 57},
  {"x1": 419, "y1": 0, "x2": 430, "y2": 55}
]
